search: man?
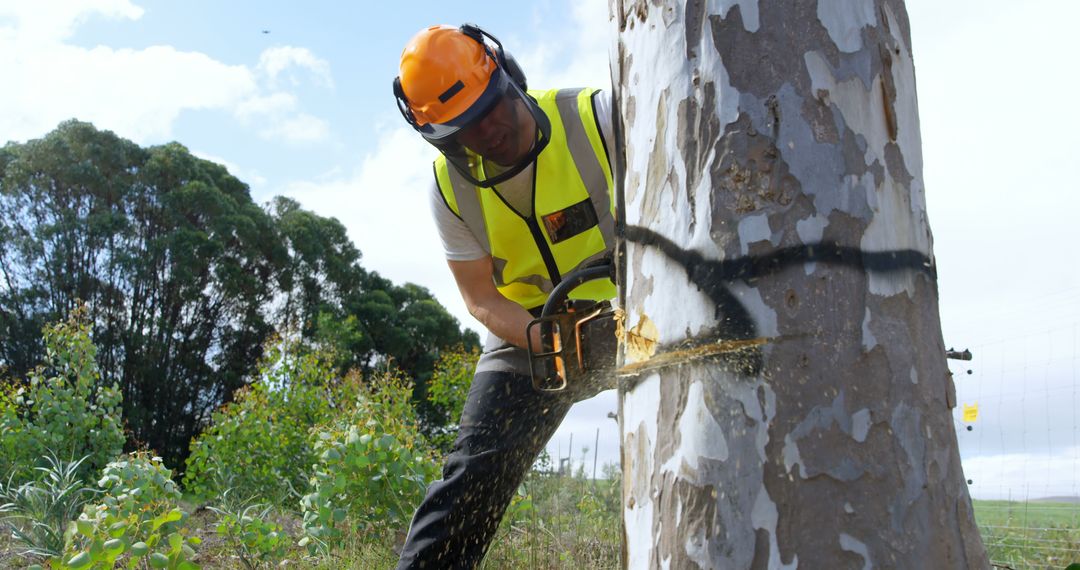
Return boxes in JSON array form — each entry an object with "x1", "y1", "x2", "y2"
[{"x1": 393, "y1": 23, "x2": 617, "y2": 569}]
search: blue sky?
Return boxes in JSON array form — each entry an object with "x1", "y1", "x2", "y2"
[
  {"x1": 3, "y1": 0, "x2": 1079, "y2": 499},
  {"x1": 14, "y1": 1, "x2": 604, "y2": 197}
]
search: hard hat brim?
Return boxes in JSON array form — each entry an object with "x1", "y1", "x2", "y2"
[
  {"x1": 416, "y1": 67, "x2": 512, "y2": 142},
  {"x1": 428, "y1": 78, "x2": 551, "y2": 188}
]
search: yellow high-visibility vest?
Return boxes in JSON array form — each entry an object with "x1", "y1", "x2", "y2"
[{"x1": 435, "y1": 87, "x2": 615, "y2": 311}]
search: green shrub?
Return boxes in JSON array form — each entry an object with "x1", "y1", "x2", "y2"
[
  {"x1": 207, "y1": 490, "x2": 288, "y2": 570},
  {"x1": 0, "y1": 308, "x2": 124, "y2": 483},
  {"x1": 300, "y1": 370, "x2": 438, "y2": 554},
  {"x1": 0, "y1": 453, "x2": 96, "y2": 561},
  {"x1": 62, "y1": 452, "x2": 200, "y2": 569},
  {"x1": 424, "y1": 346, "x2": 477, "y2": 454},
  {"x1": 183, "y1": 341, "x2": 357, "y2": 504}
]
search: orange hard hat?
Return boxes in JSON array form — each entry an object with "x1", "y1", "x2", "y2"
[
  {"x1": 393, "y1": 23, "x2": 546, "y2": 188},
  {"x1": 397, "y1": 25, "x2": 498, "y2": 127}
]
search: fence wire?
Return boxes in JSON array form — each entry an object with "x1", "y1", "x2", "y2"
[{"x1": 951, "y1": 292, "x2": 1080, "y2": 569}]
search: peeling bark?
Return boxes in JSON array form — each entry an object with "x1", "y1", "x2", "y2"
[{"x1": 609, "y1": 1, "x2": 987, "y2": 567}]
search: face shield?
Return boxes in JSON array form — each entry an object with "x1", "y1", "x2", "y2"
[{"x1": 418, "y1": 68, "x2": 551, "y2": 188}]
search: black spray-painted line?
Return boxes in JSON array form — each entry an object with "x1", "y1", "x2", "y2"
[{"x1": 622, "y1": 225, "x2": 937, "y2": 376}]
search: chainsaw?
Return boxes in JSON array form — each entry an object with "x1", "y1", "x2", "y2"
[{"x1": 525, "y1": 263, "x2": 617, "y2": 393}]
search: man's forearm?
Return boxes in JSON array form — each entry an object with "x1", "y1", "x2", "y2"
[
  {"x1": 447, "y1": 257, "x2": 542, "y2": 351},
  {"x1": 469, "y1": 295, "x2": 539, "y2": 350}
]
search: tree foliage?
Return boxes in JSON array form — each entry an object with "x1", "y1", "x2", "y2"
[
  {"x1": 0, "y1": 121, "x2": 280, "y2": 467},
  {"x1": 269, "y1": 196, "x2": 479, "y2": 379},
  {"x1": 0, "y1": 121, "x2": 478, "y2": 470}
]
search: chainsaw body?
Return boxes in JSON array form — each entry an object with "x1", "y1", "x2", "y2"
[
  {"x1": 524, "y1": 263, "x2": 616, "y2": 393},
  {"x1": 526, "y1": 300, "x2": 613, "y2": 392}
]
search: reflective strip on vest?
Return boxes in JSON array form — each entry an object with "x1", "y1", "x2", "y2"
[{"x1": 435, "y1": 87, "x2": 615, "y2": 310}]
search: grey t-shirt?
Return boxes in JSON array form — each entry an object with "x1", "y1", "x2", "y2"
[{"x1": 428, "y1": 89, "x2": 615, "y2": 261}]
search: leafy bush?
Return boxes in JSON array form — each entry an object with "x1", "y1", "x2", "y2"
[
  {"x1": 207, "y1": 491, "x2": 288, "y2": 570},
  {"x1": 423, "y1": 346, "x2": 477, "y2": 454},
  {"x1": 0, "y1": 453, "x2": 96, "y2": 561},
  {"x1": 300, "y1": 370, "x2": 438, "y2": 554},
  {"x1": 183, "y1": 341, "x2": 358, "y2": 504},
  {"x1": 0, "y1": 308, "x2": 124, "y2": 483},
  {"x1": 62, "y1": 452, "x2": 200, "y2": 569}
]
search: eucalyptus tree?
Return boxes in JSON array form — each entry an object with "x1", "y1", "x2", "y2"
[
  {"x1": 610, "y1": 1, "x2": 986, "y2": 567},
  {"x1": 0, "y1": 120, "x2": 283, "y2": 465},
  {"x1": 1, "y1": 121, "x2": 477, "y2": 468}
]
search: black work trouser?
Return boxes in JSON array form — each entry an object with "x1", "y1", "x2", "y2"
[{"x1": 395, "y1": 369, "x2": 576, "y2": 570}]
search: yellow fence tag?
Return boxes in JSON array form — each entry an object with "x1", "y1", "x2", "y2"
[{"x1": 962, "y1": 403, "x2": 978, "y2": 423}]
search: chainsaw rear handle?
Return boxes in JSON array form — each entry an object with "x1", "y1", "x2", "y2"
[{"x1": 526, "y1": 313, "x2": 572, "y2": 392}]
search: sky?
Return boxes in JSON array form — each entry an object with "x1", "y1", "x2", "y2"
[{"x1": 1, "y1": 0, "x2": 1078, "y2": 501}]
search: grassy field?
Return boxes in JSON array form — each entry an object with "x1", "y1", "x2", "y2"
[
  {"x1": 6, "y1": 483, "x2": 1079, "y2": 569},
  {"x1": 974, "y1": 500, "x2": 1080, "y2": 569}
]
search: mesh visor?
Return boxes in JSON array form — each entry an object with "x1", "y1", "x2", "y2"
[{"x1": 421, "y1": 70, "x2": 550, "y2": 188}]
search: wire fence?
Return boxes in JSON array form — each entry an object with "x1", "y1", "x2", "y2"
[{"x1": 951, "y1": 284, "x2": 1080, "y2": 569}]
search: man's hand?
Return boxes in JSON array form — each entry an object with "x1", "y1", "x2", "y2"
[{"x1": 447, "y1": 256, "x2": 539, "y2": 350}]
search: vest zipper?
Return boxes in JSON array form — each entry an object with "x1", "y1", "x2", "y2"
[
  {"x1": 525, "y1": 161, "x2": 561, "y2": 286},
  {"x1": 525, "y1": 215, "x2": 562, "y2": 286},
  {"x1": 490, "y1": 162, "x2": 563, "y2": 287}
]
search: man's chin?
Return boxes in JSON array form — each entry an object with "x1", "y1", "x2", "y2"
[{"x1": 486, "y1": 154, "x2": 517, "y2": 168}]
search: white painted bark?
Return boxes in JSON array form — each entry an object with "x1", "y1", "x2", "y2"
[{"x1": 609, "y1": 1, "x2": 987, "y2": 568}]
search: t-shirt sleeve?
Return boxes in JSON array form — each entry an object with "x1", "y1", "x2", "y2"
[
  {"x1": 429, "y1": 178, "x2": 489, "y2": 261},
  {"x1": 591, "y1": 88, "x2": 615, "y2": 172}
]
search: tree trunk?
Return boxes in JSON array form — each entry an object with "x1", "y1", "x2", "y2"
[{"x1": 610, "y1": 1, "x2": 987, "y2": 567}]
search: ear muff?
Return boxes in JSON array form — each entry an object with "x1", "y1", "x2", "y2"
[
  {"x1": 459, "y1": 23, "x2": 527, "y2": 91},
  {"x1": 501, "y1": 50, "x2": 527, "y2": 91},
  {"x1": 392, "y1": 76, "x2": 419, "y2": 129}
]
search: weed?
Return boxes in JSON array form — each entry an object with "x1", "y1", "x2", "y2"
[
  {"x1": 0, "y1": 453, "x2": 95, "y2": 561},
  {"x1": 207, "y1": 490, "x2": 289, "y2": 569}
]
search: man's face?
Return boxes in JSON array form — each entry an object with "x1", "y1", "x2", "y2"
[{"x1": 456, "y1": 94, "x2": 536, "y2": 167}]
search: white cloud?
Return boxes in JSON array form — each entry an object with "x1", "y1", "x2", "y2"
[
  {"x1": 911, "y1": 0, "x2": 1080, "y2": 353},
  {"x1": 257, "y1": 46, "x2": 333, "y2": 88},
  {"x1": 0, "y1": 2, "x2": 331, "y2": 146},
  {"x1": 235, "y1": 92, "x2": 298, "y2": 120},
  {"x1": 1, "y1": 41, "x2": 257, "y2": 143},
  {"x1": 0, "y1": 0, "x2": 143, "y2": 44},
  {"x1": 258, "y1": 112, "x2": 330, "y2": 145},
  {"x1": 517, "y1": 0, "x2": 612, "y2": 90},
  {"x1": 963, "y1": 447, "x2": 1080, "y2": 501}
]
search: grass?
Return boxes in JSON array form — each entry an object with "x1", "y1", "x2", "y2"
[
  {"x1": 173, "y1": 467, "x2": 623, "y2": 569},
  {"x1": 190, "y1": 492, "x2": 1080, "y2": 570},
  {"x1": 13, "y1": 468, "x2": 1080, "y2": 569},
  {"x1": 974, "y1": 500, "x2": 1080, "y2": 569},
  {"x1": 480, "y1": 473, "x2": 622, "y2": 569},
  {"x1": 0, "y1": 467, "x2": 622, "y2": 569}
]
